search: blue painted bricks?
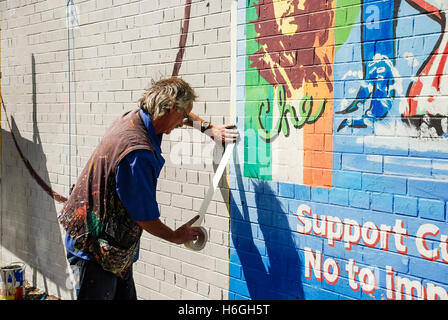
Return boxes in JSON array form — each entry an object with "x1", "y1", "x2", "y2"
[{"x1": 232, "y1": 0, "x2": 448, "y2": 300}]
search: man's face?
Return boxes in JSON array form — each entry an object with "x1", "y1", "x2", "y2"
[{"x1": 159, "y1": 102, "x2": 193, "y2": 134}]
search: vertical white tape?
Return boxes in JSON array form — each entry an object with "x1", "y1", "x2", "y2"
[
  {"x1": 185, "y1": 143, "x2": 235, "y2": 250},
  {"x1": 192, "y1": 143, "x2": 235, "y2": 228},
  {"x1": 230, "y1": 0, "x2": 237, "y2": 124},
  {"x1": 185, "y1": 0, "x2": 239, "y2": 251}
]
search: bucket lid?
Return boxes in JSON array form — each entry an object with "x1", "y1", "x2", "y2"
[{"x1": 0, "y1": 262, "x2": 25, "y2": 271}]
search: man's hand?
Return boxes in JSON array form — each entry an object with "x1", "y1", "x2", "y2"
[
  {"x1": 137, "y1": 215, "x2": 201, "y2": 245},
  {"x1": 172, "y1": 215, "x2": 202, "y2": 245},
  {"x1": 205, "y1": 124, "x2": 239, "y2": 144},
  {"x1": 184, "y1": 112, "x2": 239, "y2": 143}
]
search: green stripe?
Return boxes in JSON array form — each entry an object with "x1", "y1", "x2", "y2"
[
  {"x1": 335, "y1": 0, "x2": 361, "y2": 51},
  {"x1": 244, "y1": 0, "x2": 361, "y2": 179},
  {"x1": 244, "y1": 1, "x2": 272, "y2": 180}
]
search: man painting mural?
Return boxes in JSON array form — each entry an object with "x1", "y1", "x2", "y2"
[
  {"x1": 59, "y1": 77, "x2": 238, "y2": 300},
  {"x1": 248, "y1": 0, "x2": 335, "y2": 187}
]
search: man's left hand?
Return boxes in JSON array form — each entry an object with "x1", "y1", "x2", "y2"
[{"x1": 206, "y1": 124, "x2": 239, "y2": 143}]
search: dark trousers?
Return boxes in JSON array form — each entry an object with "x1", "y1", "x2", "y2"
[{"x1": 67, "y1": 253, "x2": 137, "y2": 300}]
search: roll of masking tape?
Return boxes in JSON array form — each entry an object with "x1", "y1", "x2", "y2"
[
  {"x1": 185, "y1": 143, "x2": 235, "y2": 251},
  {"x1": 184, "y1": 226, "x2": 208, "y2": 251}
]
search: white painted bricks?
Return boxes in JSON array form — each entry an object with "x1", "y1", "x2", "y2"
[{"x1": 0, "y1": 0, "x2": 232, "y2": 300}]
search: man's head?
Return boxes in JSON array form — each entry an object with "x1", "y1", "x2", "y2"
[
  {"x1": 139, "y1": 77, "x2": 197, "y2": 134},
  {"x1": 138, "y1": 77, "x2": 197, "y2": 120}
]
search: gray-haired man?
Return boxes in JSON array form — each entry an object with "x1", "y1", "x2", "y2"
[{"x1": 59, "y1": 77, "x2": 238, "y2": 300}]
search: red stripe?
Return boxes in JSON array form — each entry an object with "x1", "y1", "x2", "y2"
[
  {"x1": 172, "y1": 0, "x2": 192, "y2": 77},
  {"x1": 1, "y1": 95, "x2": 68, "y2": 203},
  {"x1": 408, "y1": 0, "x2": 443, "y2": 22}
]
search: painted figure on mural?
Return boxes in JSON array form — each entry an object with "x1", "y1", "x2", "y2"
[
  {"x1": 337, "y1": 0, "x2": 448, "y2": 137},
  {"x1": 403, "y1": 0, "x2": 448, "y2": 138},
  {"x1": 247, "y1": 0, "x2": 336, "y2": 187},
  {"x1": 249, "y1": 0, "x2": 334, "y2": 98},
  {"x1": 248, "y1": 0, "x2": 334, "y2": 138}
]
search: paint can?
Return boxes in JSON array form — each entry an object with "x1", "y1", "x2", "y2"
[{"x1": 0, "y1": 262, "x2": 26, "y2": 300}]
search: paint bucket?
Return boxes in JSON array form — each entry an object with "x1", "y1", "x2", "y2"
[{"x1": 0, "y1": 262, "x2": 26, "y2": 300}]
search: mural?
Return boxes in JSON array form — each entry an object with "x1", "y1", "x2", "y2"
[
  {"x1": 402, "y1": 0, "x2": 448, "y2": 137},
  {"x1": 233, "y1": 0, "x2": 448, "y2": 300},
  {"x1": 243, "y1": 0, "x2": 448, "y2": 186},
  {"x1": 336, "y1": 0, "x2": 398, "y2": 131},
  {"x1": 243, "y1": 0, "x2": 335, "y2": 188},
  {"x1": 338, "y1": 0, "x2": 448, "y2": 137}
]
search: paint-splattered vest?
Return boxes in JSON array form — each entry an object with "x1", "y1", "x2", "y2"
[{"x1": 59, "y1": 109, "x2": 154, "y2": 279}]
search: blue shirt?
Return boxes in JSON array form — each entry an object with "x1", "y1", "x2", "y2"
[{"x1": 65, "y1": 109, "x2": 165, "y2": 260}]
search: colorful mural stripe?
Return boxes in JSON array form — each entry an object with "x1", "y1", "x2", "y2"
[{"x1": 243, "y1": 0, "x2": 336, "y2": 188}]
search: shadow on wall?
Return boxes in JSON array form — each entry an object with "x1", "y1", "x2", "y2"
[
  {"x1": 0, "y1": 54, "x2": 73, "y2": 299},
  {"x1": 228, "y1": 155, "x2": 304, "y2": 300}
]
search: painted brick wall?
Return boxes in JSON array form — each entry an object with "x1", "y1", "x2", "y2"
[
  {"x1": 0, "y1": 0, "x2": 234, "y2": 300},
  {"x1": 231, "y1": 0, "x2": 448, "y2": 300},
  {"x1": 1, "y1": 0, "x2": 448, "y2": 301}
]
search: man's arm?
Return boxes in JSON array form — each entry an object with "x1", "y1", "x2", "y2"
[
  {"x1": 184, "y1": 111, "x2": 239, "y2": 143},
  {"x1": 136, "y1": 215, "x2": 201, "y2": 245},
  {"x1": 116, "y1": 150, "x2": 201, "y2": 245}
]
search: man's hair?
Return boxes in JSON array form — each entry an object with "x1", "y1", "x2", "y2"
[{"x1": 138, "y1": 77, "x2": 197, "y2": 119}]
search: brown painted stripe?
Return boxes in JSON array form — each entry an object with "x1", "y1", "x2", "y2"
[
  {"x1": 172, "y1": 0, "x2": 192, "y2": 77},
  {"x1": 1, "y1": 0, "x2": 193, "y2": 204},
  {"x1": 1, "y1": 95, "x2": 68, "y2": 203}
]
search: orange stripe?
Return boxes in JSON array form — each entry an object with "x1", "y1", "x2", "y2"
[{"x1": 303, "y1": 15, "x2": 335, "y2": 189}]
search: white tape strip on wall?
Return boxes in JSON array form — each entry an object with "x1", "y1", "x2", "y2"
[{"x1": 184, "y1": 143, "x2": 235, "y2": 251}]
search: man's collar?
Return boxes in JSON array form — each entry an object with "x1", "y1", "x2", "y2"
[{"x1": 139, "y1": 108, "x2": 162, "y2": 151}]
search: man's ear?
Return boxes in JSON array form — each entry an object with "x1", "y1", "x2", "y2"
[{"x1": 169, "y1": 102, "x2": 177, "y2": 113}]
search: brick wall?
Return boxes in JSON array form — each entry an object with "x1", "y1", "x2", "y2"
[
  {"x1": 1, "y1": 0, "x2": 448, "y2": 301},
  {"x1": 0, "y1": 0, "x2": 234, "y2": 300},
  {"x1": 230, "y1": 0, "x2": 448, "y2": 300}
]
